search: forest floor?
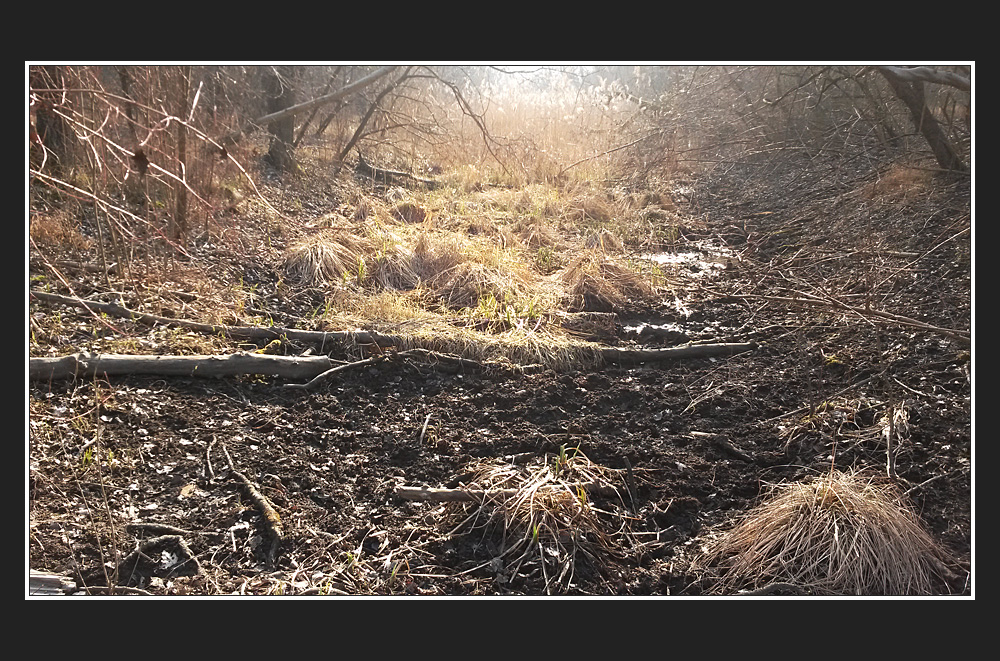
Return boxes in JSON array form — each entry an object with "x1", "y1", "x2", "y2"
[{"x1": 27, "y1": 150, "x2": 973, "y2": 597}]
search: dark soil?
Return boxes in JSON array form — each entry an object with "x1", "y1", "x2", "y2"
[{"x1": 28, "y1": 158, "x2": 972, "y2": 597}]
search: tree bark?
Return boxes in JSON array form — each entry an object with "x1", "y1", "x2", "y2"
[
  {"x1": 29, "y1": 352, "x2": 335, "y2": 381},
  {"x1": 29, "y1": 66, "x2": 72, "y2": 173},
  {"x1": 263, "y1": 66, "x2": 299, "y2": 171},
  {"x1": 878, "y1": 66, "x2": 969, "y2": 173},
  {"x1": 172, "y1": 65, "x2": 191, "y2": 243}
]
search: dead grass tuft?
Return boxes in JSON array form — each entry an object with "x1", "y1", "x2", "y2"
[
  {"x1": 281, "y1": 231, "x2": 369, "y2": 287},
  {"x1": 516, "y1": 221, "x2": 563, "y2": 250},
  {"x1": 583, "y1": 228, "x2": 624, "y2": 253},
  {"x1": 29, "y1": 212, "x2": 92, "y2": 250},
  {"x1": 560, "y1": 250, "x2": 654, "y2": 312},
  {"x1": 697, "y1": 469, "x2": 958, "y2": 595},
  {"x1": 861, "y1": 162, "x2": 935, "y2": 202},
  {"x1": 391, "y1": 201, "x2": 430, "y2": 224},
  {"x1": 443, "y1": 448, "x2": 626, "y2": 593},
  {"x1": 563, "y1": 194, "x2": 615, "y2": 224}
]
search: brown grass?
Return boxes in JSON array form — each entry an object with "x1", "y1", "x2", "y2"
[
  {"x1": 560, "y1": 250, "x2": 655, "y2": 312},
  {"x1": 697, "y1": 469, "x2": 958, "y2": 595},
  {"x1": 391, "y1": 201, "x2": 430, "y2": 224},
  {"x1": 29, "y1": 211, "x2": 92, "y2": 250},
  {"x1": 563, "y1": 194, "x2": 615, "y2": 224},
  {"x1": 442, "y1": 448, "x2": 625, "y2": 593},
  {"x1": 861, "y1": 162, "x2": 935, "y2": 202},
  {"x1": 583, "y1": 228, "x2": 624, "y2": 253},
  {"x1": 282, "y1": 230, "x2": 370, "y2": 287}
]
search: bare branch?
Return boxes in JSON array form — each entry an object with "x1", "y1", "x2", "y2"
[
  {"x1": 876, "y1": 66, "x2": 970, "y2": 92},
  {"x1": 231, "y1": 66, "x2": 397, "y2": 142}
]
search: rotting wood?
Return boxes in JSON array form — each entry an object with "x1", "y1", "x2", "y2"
[
  {"x1": 231, "y1": 470, "x2": 284, "y2": 565},
  {"x1": 29, "y1": 570, "x2": 77, "y2": 596},
  {"x1": 30, "y1": 352, "x2": 335, "y2": 381},
  {"x1": 29, "y1": 342, "x2": 755, "y2": 383}
]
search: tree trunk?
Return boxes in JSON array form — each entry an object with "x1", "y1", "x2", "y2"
[
  {"x1": 29, "y1": 66, "x2": 72, "y2": 173},
  {"x1": 172, "y1": 65, "x2": 191, "y2": 244},
  {"x1": 263, "y1": 66, "x2": 299, "y2": 171},
  {"x1": 878, "y1": 67, "x2": 968, "y2": 173}
]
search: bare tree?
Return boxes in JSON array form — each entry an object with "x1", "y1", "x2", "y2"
[{"x1": 877, "y1": 66, "x2": 970, "y2": 172}]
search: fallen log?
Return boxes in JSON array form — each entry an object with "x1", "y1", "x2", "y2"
[
  {"x1": 29, "y1": 290, "x2": 403, "y2": 349},
  {"x1": 356, "y1": 152, "x2": 439, "y2": 188},
  {"x1": 29, "y1": 570, "x2": 77, "y2": 596},
  {"x1": 30, "y1": 290, "x2": 759, "y2": 380},
  {"x1": 30, "y1": 352, "x2": 334, "y2": 381}
]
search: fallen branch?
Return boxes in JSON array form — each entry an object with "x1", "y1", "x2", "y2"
[
  {"x1": 30, "y1": 291, "x2": 758, "y2": 378},
  {"x1": 285, "y1": 354, "x2": 383, "y2": 391},
  {"x1": 29, "y1": 570, "x2": 77, "y2": 596},
  {"x1": 599, "y1": 342, "x2": 757, "y2": 363},
  {"x1": 395, "y1": 482, "x2": 620, "y2": 503},
  {"x1": 706, "y1": 287, "x2": 971, "y2": 346},
  {"x1": 231, "y1": 470, "x2": 284, "y2": 565},
  {"x1": 689, "y1": 431, "x2": 755, "y2": 463},
  {"x1": 356, "y1": 151, "x2": 439, "y2": 188}
]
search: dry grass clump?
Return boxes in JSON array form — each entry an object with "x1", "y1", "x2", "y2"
[
  {"x1": 366, "y1": 243, "x2": 420, "y2": 291},
  {"x1": 511, "y1": 220, "x2": 560, "y2": 251},
  {"x1": 861, "y1": 162, "x2": 935, "y2": 203},
  {"x1": 282, "y1": 231, "x2": 370, "y2": 287},
  {"x1": 397, "y1": 320, "x2": 600, "y2": 371},
  {"x1": 583, "y1": 228, "x2": 624, "y2": 253},
  {"x1": 283, "y1": 226, "x2": 421, "y2": 291},
  {"x1": 410, "y1": 231, "x2": 541, "y2": 314},
  {"x1": 391, "y1": 201, "x2": 430, "y2": 224},
  {"x1": 560, "y1": 250, "x2": 655, "y2": 312},
  {"x1": 411, "y1": 231, "x2": 464, "y2": 281},
  {"x1": 444, "y1": 448, "x2": 626, "y2": 593},
  {"x1": 29, "y1": 211, "x2": 92, "y2": 250},
  {"x1": 562, "y1": 192, "x2": 616, "y2": 225},
  {"x1": 430, "y1": 261, "x2": 538, "y2": 313},
  {"x1": 697, "y1": 470, "x2": 958, "y2": 595}
]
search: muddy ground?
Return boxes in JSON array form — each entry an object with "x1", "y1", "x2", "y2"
[{"x1": 27, "y1": 157, "x2": 972, "y2": 597}]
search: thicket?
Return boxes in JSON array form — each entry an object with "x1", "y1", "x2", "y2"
[{"x1": 28, "y1": 64, "x2": 971, "y2": 279}]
